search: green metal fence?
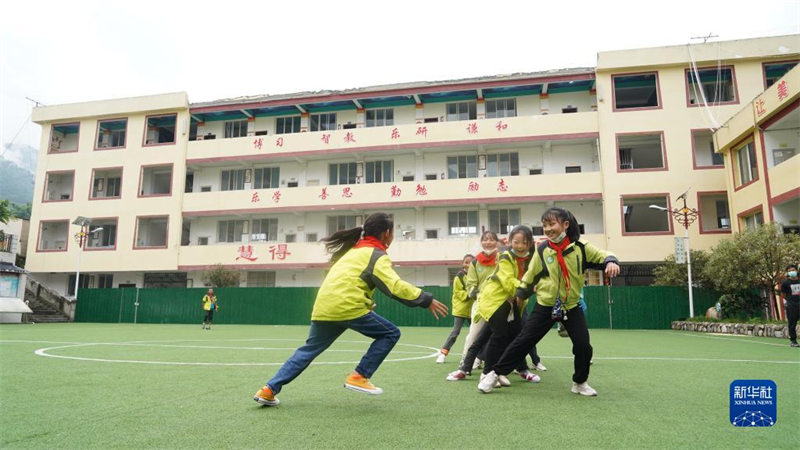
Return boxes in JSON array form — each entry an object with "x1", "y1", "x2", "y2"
[{"x1": 75, "y1": 286, "x2": 719, "y2": 329}]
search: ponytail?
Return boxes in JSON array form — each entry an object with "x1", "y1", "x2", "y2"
[
  {"x1": 541, "y1": 207, "x2": 581, "y2": 242},
  {"x1": 321, "y1": 212, "x2": 394, "y2": 263}
]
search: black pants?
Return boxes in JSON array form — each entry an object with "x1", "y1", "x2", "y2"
[
  {"x1": 441, "y1": 316, "x2": 469, "y2": 351},
  {"x1": 204, "y1": 310, "x2": 214, "y2": 323},
  {"x1": 494, "y1": 302, "x2": 593, "y2": 384},
  {"x1": 787, "y1": 301, "x2": 799, "y2": 342}
]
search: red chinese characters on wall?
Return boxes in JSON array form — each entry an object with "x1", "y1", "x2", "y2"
[
  {"x1": 236, "y1": 245, "x2": 258, "y2": 261},
  {"x1": 268, "y1": 244, "x2": 291, "y2": 261},
  {"x1": 342, "y1": 187, "x2": 353, "y2": 198},
  {"x1": 416, "y1": 126, "x2": 428, "y2": 137},
  {"x1": 390, "y1": 185, "x2": 402, "y2": 197},
  {"x1": 468, "y1": 181, "x2": 480, "y2": 192},
  {"x1": 253, "y1": 138, "x2": 263, "y2": 150},
  {"x1": 466, "y1": 122, "x2": 478, "y2": 134},
  {"x1": 276, "y1": 137, "x2": 284, "y2": 147},
  {"x1": 755, "y1": 98, "x2": 766, "y2": 116},
  {"x1": 344, "y1": 132, "x2": 356, "y2": 143},
  {"x1": 321, "y1": 133, "x2": 331, "y2": 144},
  {"x1": 496, "y1": 121, "x2": 508, "y2": 131},
  {"x1": 391, "y1": 128, "x2": 400, "y2": 139},
  {"x1": 272, "y1": 190, "x2": 281, "y2": 203},
  {"x1": 251, "y1": 192, "x2": 261, "y2": 203},
  {"x1": 415, "y1": 184, "x2": 428, "y2": 196},
  {"x1": 777, "y1": 80, "x2": 788, "y2": 101},
  {"x1": 319, "y1": 187, "x2": 329, "y2": 200},
  {"x1": 496, "y1": 178, "x2": 508, "y2": 192}
]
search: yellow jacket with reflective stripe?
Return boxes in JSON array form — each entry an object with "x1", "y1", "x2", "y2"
[
  {"x1": 311, "y1": 246, "x2": 433, "y2": 321},
  {"x1": 450, "y1": 270, "x2": 472, "y2": 318},
  {"x1": 476, "y1": 250, "x2": 528, "y2": 321}
]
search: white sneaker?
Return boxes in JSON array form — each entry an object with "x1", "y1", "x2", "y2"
[
  {"x1": 518, "y1": 370, "x2": 541, "y2": 383},
  {"x1": 534, "y1": 363, "x2": 547, "y2": 371},
  {"x1": 478, "y1": 371, "x2": 499, "y2": 393},
  {"x1": 472, "y1": 358, "x2": 483, "y2": 371},
  {"x1": 571, "y1": 382, "x2": 598, "y2": 397},
  {"x1": 497, "y1": 374, "x2": 511, "y2": 387},
  {"x1": 446, "y1": 370, "x2": 466, "y2": 381},
  {"x1": 436, "y1": 352, "x2": 446, "y2": 364}
]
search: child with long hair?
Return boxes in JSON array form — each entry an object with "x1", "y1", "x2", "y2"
[
  {"x1": 446, "y1": 231, "x2": 499, "y2": 380},
  {"x1": 436, "y1": 253, "x2": 475, "y2": 363},
  {"x1": 253, "y1": 213, "x2": 448, "y2": 406},
  {"x1": 478, "y1": 207, "x2": 619, "y2": 396}
]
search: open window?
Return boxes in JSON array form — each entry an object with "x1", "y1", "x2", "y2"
[
  {"x1": 692, "y1": 129, "x2": 723, "y2": 168},
  {"x1": 49, "y1": 123, "x2": 80, "y2": 153},
  {"x1": 224, "y1": 119, "x2": 248, "y2": 138},
  {"x1": 144, "y1": 114, "x2": 177, "y2": 145},
  {"x1": 448, "y1": 210, "x2": 478, "y2": 235},
  {"x1": 612, "y1": 72, "x2": 660, "y2": 110},
  {"x1": 95, "y1": 118, "x2": 127, "y2": 149},
  {"x1": 621, "y1": 195, "x2": 671, "y2": 234},
  {"x1": 762, "y1": 104, "x2": 799, "y2": 168},
  {"x1": 686, "y1": 66, "x2": 737, "y2": 106},
  {"x1": 85, "y1": 218, "x2": 118, "y2": 250},
  {"x1": 139, "y1": 164, "x2": 173, "y2": 197},
  {"x1": 134, "y1": 216, "x2": 169, "y2": 248},
  {"x1": 697, "y1": 192, "x2": 731, "y2": 233},
  {"x1": 37, "y1": 220, "x2": 69, "y2": 251},
  {"x1": 446, "y1": 101, "x2": 477, "y2": 121},
  {"x1": 616, "y1": 132, "x2": 666, "y2": 171},
  {"x1": 43, "y1": 171, "x2": 75, "y2": 202},
  {"x1": 739, "y1": 207, "x2": 764, "y2": 231},
  {"x1": 90, "y1": 167, "x2": 122, "y2": 199},
  {"x1": 763, "y1": 61, "x2": 798, "y2": 88},
  {"x1": 733, "y1": 140, "x2": 758, "y2": 188}
]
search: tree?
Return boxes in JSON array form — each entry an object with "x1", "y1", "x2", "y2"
[
  {"x1": 202, "y1": 264, "x2": 240, "y2": 287},
  {"x1": 10, "y1": 202, "x2": 31, "y2": 220},
  {"x1": 0, "y1": 199, "x2": 10, "y2": 224},
  {"x1": 705, "y1": 223, "x2": 800, "y2": 320},
  {"x1": 653, "y1": 249, "x2": 714, "y2": 288}
]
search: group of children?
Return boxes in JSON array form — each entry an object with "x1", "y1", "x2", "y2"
[{"x1": 254, "y1": 208, "x2": 619, "y2": 407}]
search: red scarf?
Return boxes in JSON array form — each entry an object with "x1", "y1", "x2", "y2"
[
  {"x1": 353, "y1": 235, "x2": 388, "y2": 251},
  {"x1": 514, "y1": 253, "x2": 531, "y2": 280},
  {"x1": 548, "y1": 237, "x2": 571, "y2": 294},
  {"x1": 476, "y1": 251, "x2": 497, "y2": 266}
]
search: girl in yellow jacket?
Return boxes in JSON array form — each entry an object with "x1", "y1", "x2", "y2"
[
  {"x1": 478, "y1": 207, "x2": 619, "y2": 396},
  {"x1": 435, "y1": 254, "x2": 475, "y2": 363},
  {"x1": 254, "y1": 213, "x2": 448, "y2": 406}
]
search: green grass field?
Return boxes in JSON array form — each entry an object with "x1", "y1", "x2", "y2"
[{"x1": 1, "y1": 323, "x2": 798, "y2": 449}]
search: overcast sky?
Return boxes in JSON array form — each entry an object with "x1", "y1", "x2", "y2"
[{"x1": 1, "y1": 0, "x2": 798, "y2": 150}]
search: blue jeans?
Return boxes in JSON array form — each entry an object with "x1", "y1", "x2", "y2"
[{"x1": 266, "y1": 311, "x2": 401, "y2": 394}]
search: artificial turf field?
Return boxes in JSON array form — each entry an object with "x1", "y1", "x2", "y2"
[{"x1": 1, "y1": 323, "x2": 798, "y2": 449}]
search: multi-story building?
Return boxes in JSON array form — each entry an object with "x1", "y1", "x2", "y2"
[{"x1": 26, "y1": 35, "x2": 799, "y2": 296}]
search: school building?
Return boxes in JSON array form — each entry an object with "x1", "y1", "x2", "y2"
[{"x1": 26, "y1": 34, "x2": 799, "y2": 295}]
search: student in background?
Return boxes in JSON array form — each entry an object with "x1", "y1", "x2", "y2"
[
  {"x1": 780, "y1": 264, "x2": 799, "y2": 347},
  {"x1": 436, "y1": 254, "x2": 475, "y2": 363},
  {"x1": 201, "y1": 289, "x2": 218, "y2": 330},
  {"x1": 253, "y1": 213, "x2": 448, "y2": 406}
]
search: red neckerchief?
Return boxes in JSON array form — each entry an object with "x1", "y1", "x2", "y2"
[
  {"x1": 476, "y1": 251, "x2": 497, "y2": 266},
  {"x1": 548, "y1": 236, "x2": 571, "y2": 293},
  {"x1": 513, "y1": 253, "x2": 531, "y2": 280},
  {"x1": 353, "y1": 235, "x2": 388, "y2": 251}
]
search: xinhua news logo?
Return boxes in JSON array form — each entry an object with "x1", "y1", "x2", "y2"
[{"x1": 730, "y1": 380, "x2": 777, "y2": 427}]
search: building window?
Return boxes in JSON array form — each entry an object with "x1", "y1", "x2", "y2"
[
  {"x1": 49, "y1": 122, "x2": 79, "y2": 153},
  {"x1": 686, "y1": 66, "x2": 737, "y2": 105},
  {"x1": 224, "y1": 120, "x2": 248, "y2": 138},
  {"x1": 253, "y1": 167, "x2": 280, "y2": 189},
  {"x1": 486, "y1": 153, "x2": 519, "y2": 177},
  {"x1": 85, "y1": 219, "x2": 118, "y2": 249},
  {"x1": 565, "y1": 166, "x2": 582, "y2": 173},
  {"x1": 221, "y1": 169, "x2": 246, "y2": 191},
  {"x1": 735, "y1": 141, "x2": 758, "y2": 187},
  {"x1": 617, "y1": 133, "x2": 666, "y2": 170},
  {"x1": 741, "y1": 210, "x2": 764, "y2": 231},
  {"x1": 446, "y1": 101, "x2": 477, "y2": 121},
  {"x1": 447, "y1": 155, "x2": 478, "y2": 179},
  {"x1": 425, "y1": 229, "x2": 438, "y2": 239},
  {"x1": 144, "y1": 114, "x2": 176, "y2": 145},
  {"x1": 327, "y1": 215, "x2": 360, "y2": 236},
  {"x1": 306, "y1": 233, "x2": 318, "y2": 242},
  {"x1": 772, "y1": 148, "x2": 796, "y2": 167},
  {"x1": 139, "y1": 165, "x2": 173, "y2": 196},
  {"x1": 613, "y1": 72, "x2": 660, "y2": 110},
  {"x1": 692, "y1": 129, "x2": 723, "y2": 168},
  {"x1": 218, "y1": 220, "x2": 246, "y2": 243},
  {"x1": 698, "y1": 192, "x2": 730, "y2": 232},
  {"x1": 251, "y1": 218, "x2": 278, "y2": 241},
  {"x1": 485, "y1": 98, "x2": 516, "y2": 118},
  {"x1": 366, "y1": 109, "x2": 394, "y2": 127},
  {"x1": 247, "y1": 271, "x2": 276, "y2": 287},
  {"x1": 43, "y1": 171, "x2": 74, "y2": 202},
  {"x1": 97, "y1": 274, "x2": 114, "y2": 288},
  {"x1": 488, "y1": 209, "x2": 520, "y2": 234},
  {"x1": 311, "y1": 113, "x2": 336, "y2": 132},
  {"x1": 329, "y1": 162, "x2": 357, "y2": 185},
  {"x1": 365, "y1": 160, "x2": 393, "y2": 183},
  {"x1": 37, "y1": 220, "x2": 69, "y2": 251},
  {"x1": 96, "y1": 118, "x2": 127, "y2": 149},
  {"x1": 135, "y1": 216, "x2": 168, "y2": 248},
  {"x1": 764, "y1": 61, "x2": 798, "y2": 88},
  {"x1": 621, "y1": 195, "x2": 671, "y2": 234},
  {"x1": 91, "y1": 168, "x2": 122, "y2": 199},
  {"x1": 448, "y1": 211, "x2": 478, "y2": 235},
  {"x1": 276, "y1": 116, "x2": 301, "y2": 134}
]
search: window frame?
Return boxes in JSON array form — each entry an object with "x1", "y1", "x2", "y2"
[
  {"x1": 447, "y1": 155, "x2": 478, "y2": 179},
  {"x1": 275, "y1": 116, "x2": 301, "y2": 134},
  {"x1": 326, "y1": 215, "x2": 359, "y2": 236},
  {"x1": 251, "y1": 218, "x2": 279, "y2": 242},
  {"x1": 684, "y1": 65, "x2": 739, "y2": 107},
  {"x1": 48, "y1": 122, "x2": 80, "y2": 154},
  {"x1": 485, "y1": 98, "x2": 517, "y2": 119},
  {"x1": 94, "y1": 117, "x2": 128, "y2": 151},
  {"x1": 365, "y1": 160, "x2": 394, "y2": 184},
  {"x1": 310, "y1": 113, "x2": 337, "y2": 132},
  {"x1": 253, "y1": 167, "x2": 280, "y2": 189},
  {"x1": 619, "y1": 193, "x2": 674, "y2": 236},
  {"x1": 84, "y1": 217, "x2": 119, "y2": 251},
  {"x1": 448, "y1": 210, "x2": 479, "y2": 236},
  {"x1": 142, "y1": 113, "x2": 177, "y2": 147},
  {"x1": 488, "y1": 208, "x2": 521, "y2": 235},
  {"x1": 365, "y1": 108, "x2": 394, "y2": 128},
  {"x1": 732, "y1": 138, "x2": 759, "y2": 190},
  {"x1": 737, "y1": 204, "x2": 765, "y2": 231},
  {"x1": 328, "y1": 162, "x2": 357, "y2": 185},
  {"x1": 696, "y1": 190, "x2": 732, "y2": 235},
  {"x1": 133, "y1": 215, "x2": 170, "y2": 249},
  {"x1": 486, "y1": 152, "x2": 519, "y2": 177},
  {"x1": 762, "y1": 60, "x2": 799, "y2": 89},
  {"x1": 220, "y1": 168, "x2": 247, "y2": 191},
  {"x1": 217, "y1": 219, "x2": 247, "y2": 243},
  {"x1": 690, "y1": 128, "x2": 724, "y2": 169},
  {"x1": 42, "y1": 170, "x2": 76, "y2": 203},
  {"x1": 36, "y1": 219, "x2": 69, "y2": 253},
  {"x1": 446, "y1": 101, "x2": 477, "y2": 121},
  {"x1": 615, "y1": 131, "x2": 669, "y2": 172},
  {"x1": 89, "y1": 166, "x2": 123, "y2": 200},
  {"x1": 611, "y1": 71, "x2": 662, "y2": 112},
  {"x1": 224, "y1": 119, "x2": 249, "y2": 138},
  {"x1": 138, "y1": 163, "x2": 174, "y2": 198}
]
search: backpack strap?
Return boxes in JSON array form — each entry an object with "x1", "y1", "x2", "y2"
[{"x1": 533, "y1": 241, "x2": 550, "y2": 285}]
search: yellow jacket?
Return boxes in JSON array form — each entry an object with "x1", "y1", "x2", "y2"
[
  {"x1": 476, "y1": 250, "x2": 530, "y2": 321},
  {"x1": 311, "y1": 245, "x2": 433, "y2": 321},
  {"x1": 450, "y1": 269, "x2": 472, "y2": 318},
  {"x1": 202, "y1": 295, "x2": 217, "y2": 311}
]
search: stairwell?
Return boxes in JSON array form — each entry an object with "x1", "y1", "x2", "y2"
[{"x1": 24, "y1": 278, "x2": 73, "y2": 323}]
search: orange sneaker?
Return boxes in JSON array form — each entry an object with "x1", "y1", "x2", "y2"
[
  {"x1": 344, "y1": 372, "x2": 383, "y2": 395},
  {"x1": 253, "y1": 385, "x2": 280, "y2": 406}
]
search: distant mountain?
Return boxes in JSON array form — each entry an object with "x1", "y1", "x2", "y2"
[
  {"x1": 2, "y1": 143, "x2": 38, "y2": 174},
  {"x1": 0, "y1": 158, "x2": 35, "y2": 204}
]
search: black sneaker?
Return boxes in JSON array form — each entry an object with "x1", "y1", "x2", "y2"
[{"x1": 791, "y1": 341, "x2": 799, "y2": 348}]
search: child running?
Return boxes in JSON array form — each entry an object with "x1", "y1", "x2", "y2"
[
  {"x1": 478, "y1": 207, "x2": 619, "y2": 396},
  {"x1": 446, "y1": 231, "x2": 499, "y2": 380},
  {"x1": 436, "y1": 254, "x2": 475, "y2": 363},
  {"x1": 253, "y1": 213, "x2": 448, "y2": 406}
]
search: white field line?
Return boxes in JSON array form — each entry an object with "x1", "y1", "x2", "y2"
[{"x1": 654, "y1": 330, "x2": 796, "y2": 347}]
